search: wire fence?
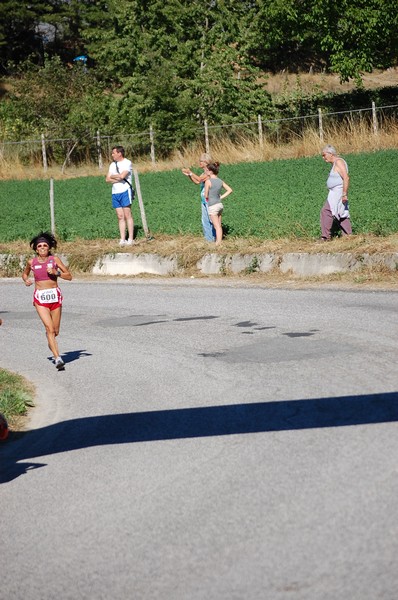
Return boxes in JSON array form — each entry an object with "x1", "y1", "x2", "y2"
[{"x1": 1, "y1": 102, "x2": 398, "y2": 172}]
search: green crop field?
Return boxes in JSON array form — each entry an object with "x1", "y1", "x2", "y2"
[{"x1": 1, "y1": 150, "x2": 397, "y2": 242}]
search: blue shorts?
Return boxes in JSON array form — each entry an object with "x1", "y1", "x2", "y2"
[{"x1": 112, "y1": 190, "x2": 132, "y2": 209}]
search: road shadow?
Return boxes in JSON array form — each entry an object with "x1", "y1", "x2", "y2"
[
  {"x1": 45, "y1": 349, "x2": 92, "y2": 366},
  {"x1": 61, "y1": 349, "x2": 92, "y2": 364},
  {"x1": 1, "y1": 391, "x2": 398, "y2": 483}
]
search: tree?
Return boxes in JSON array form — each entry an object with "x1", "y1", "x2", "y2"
[
  {"x1": 0, "y1": 0, "x2": 50, "y2": 72},
  {"x1": 80, "y1": 0, "x2": 272, "y2": 150},
  {"x1": 245, "y1": 0, "x2": 322, "y2": 73},
  {"x1": 245, "y1": 0, "x2": 398, "y2": 83},
  {"x1": 0, "y1": 0, "x2": 105, "y2": 73},
  {"x1": 310, "y1": 0, "x2": 398, "y2": 83},
  {"x1": 0, "y1": 56, "x2": 110, "y2": 139},
  {"x1": 2, "y1": 0, "x2": 398, "y2": 150}
]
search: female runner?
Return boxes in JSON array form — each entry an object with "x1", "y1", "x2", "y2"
[{"x1": 22, "y1": 232, "x2": 72, "y2": 370}]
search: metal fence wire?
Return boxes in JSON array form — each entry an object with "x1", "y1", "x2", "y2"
[{"x1": 0, "y1": 102, "x2": 397, "y2": 171}]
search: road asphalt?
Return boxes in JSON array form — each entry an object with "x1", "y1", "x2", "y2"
[{"x1": 1, "y1": 278, "x2": 398, "y2": 599}]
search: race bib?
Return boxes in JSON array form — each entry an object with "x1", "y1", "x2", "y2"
[{"x1": 36, "y1": 288, "x2": 59, "y2": 304}]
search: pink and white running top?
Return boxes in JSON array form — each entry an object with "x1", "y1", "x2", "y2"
[{"x1": 31, "y1": 256, "x2": 57, "y2": 282}]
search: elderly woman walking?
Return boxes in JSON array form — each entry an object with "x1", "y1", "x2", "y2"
[{"x1": 320, "y1": 145, "x2": 352, "y2": 241}]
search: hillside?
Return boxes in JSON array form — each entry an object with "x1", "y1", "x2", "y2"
[{"x1": 264, "y1": 67, "x2": 398, "y2": 96}]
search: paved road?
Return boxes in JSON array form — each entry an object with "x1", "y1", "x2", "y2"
[{"x1": 1, "y1": 279, "x2": 398, "y2": 600}]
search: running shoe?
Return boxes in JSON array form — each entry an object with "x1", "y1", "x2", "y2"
[
  {"x1": 125, "y1": 239, "x2": 135, "y2": 246},
  {"x1": 119, "y1": 239, "x2": 126, "y2": 246},
  {"x1": 55, "y1": 357, "x2": 65, "y2": 370}
]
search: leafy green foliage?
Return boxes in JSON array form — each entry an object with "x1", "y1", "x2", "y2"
[
  {"x1": 1, "y1": 151, "x2": 398, "y2": 241},
  {"x1": 246, "y1": 0, "x2": 398, "y2": 83},
  {"x1": 0, "y1": 0, "x2": 50, "y2": 71},
  {"x1": 85, "y1": 0, "x2": 273, "y2": 149},
  {"x1": 309, "y1": 0, "x2": 398, "y2": 83},
  {"x1": 1, "y1": 0, "x2": 398, "y2": 154},
  {"x1": 0, "y1": 56, "x2": 110, "y2": 140},
  {"x1": 0, "y1": 0, "x2": 110, "y2": 73},
  {"x1": 245, "y1": 0, "x2": 323, "y2": 72}
]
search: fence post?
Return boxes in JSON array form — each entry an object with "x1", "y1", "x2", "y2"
[
  {"x1": 97, "y1": 130, "x2": 103, "y2": 169},
  {"x1": 149, "y1": 124, "x2": 156, "y2": 165},
  {"x1": 49, "y1": 178, "x2": 55, "y2": 235},
  {"x1": 41, "y1": 133, "x2": 48, "y2": 173},
  {"x1": 204, "y1": 120, "x2": 210, "y2": 154},
  {"x1": 257, "y1": 114, "x2": 263, "y2": 149},
  {"x1": 133, "y1": 168, "x2": 150, "y2": 238},
  {"x1": 318, "y1": 108, "x2": 324, "y2": 142},
  {"x1": 372, "y1": 101, "x2": 378, "y2": 135}
]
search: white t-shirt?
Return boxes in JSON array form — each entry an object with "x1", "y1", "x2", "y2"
[{"x1": 108, "y1": 158, "x2": 133, "y2": 194}]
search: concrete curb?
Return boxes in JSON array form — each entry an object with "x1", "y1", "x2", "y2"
[
  {"x1": 92, "y1": 253, "x2": 179, "y2": 276},
  {"x1": 2, "y1": 251, "x2": 398, "y2": 277}
]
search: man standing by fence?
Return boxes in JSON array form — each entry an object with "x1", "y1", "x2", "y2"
[{"x1": 106, "y1": 146, "x2": 135, "y2": 246}]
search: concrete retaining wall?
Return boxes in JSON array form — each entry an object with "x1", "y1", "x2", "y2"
[
  {"x1": 92, "y1": 253, "x2": 179, "y2": 276},
  {"x1": 2, "y1": 252, "x2": 398, "y2": 277}
]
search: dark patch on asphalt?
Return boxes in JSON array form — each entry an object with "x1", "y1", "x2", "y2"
[
  {"x1": 283, "y1": 332, "x2": 316, "y2": 338},
  {"x1": 199, "y1": 337, "x2": 356, "y2": 364},
  {"x1": 174, "y1": 316, "x2": 218, "y2": 322},
  {"x1": 134, "y1": 320, "x2": 169, "y2": 326},
  {"x1": 235, "y1": 321, "x2": 258, "y2": 327},
  {"x1": 96, "y1": 314, "x2": 218, "y2": 327}
]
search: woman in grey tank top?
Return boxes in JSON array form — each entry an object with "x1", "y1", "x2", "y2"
[{"x1": 204, "y1": 162, "x2": 233, "y2": 245}]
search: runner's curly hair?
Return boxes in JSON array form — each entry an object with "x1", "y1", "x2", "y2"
[{"x1": 30, "y1": 231, "x2": 57, "y2": 252}]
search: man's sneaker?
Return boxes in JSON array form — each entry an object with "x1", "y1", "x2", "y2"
[
  {"x1": 55, "y1": 357, "x2": 65, "y2": 370},
  {"x1": 119, "y1": 239, "x2": 126, "y2": 246},
  {"x1": 125, "y1": 239, "x2": 135, "y2": 246}
]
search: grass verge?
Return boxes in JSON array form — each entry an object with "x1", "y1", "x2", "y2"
[
  {"x1": 2, "y1": 149, "x2": 398, "y2": 241},
  {"x1": 0, "y1": 368, "x2": 35, "y2": 433}
]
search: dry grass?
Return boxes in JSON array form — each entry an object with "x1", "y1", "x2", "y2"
[
  {"x1": 231, "y1": 267, "x2": 398, "y2": 291},
  {"x1": 2, "y1": 233, "x2": 398, "y2": 289},
  {"x1": 6, "y1": 407, "x2": 32, "y2": 434},
  {"x1": 1, "y1": 118, "x2": 398, "y2": 182},
  {"x1": 3, "y1": 232, "x2": 398, "y2": 261},
  {"x1": 265, "y1": 67, "x2": 398, "y2": 96},
  {"x1": 0, "y1": 155, "x2": 105, "y2": 181}
]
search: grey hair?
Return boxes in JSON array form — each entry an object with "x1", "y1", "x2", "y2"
[
  {"x1": 322, "y1": 144, "x2": 337, "y2": 156},
  {"x1": 200, "y1": 153, "x2": 212, "y2": 163}
]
